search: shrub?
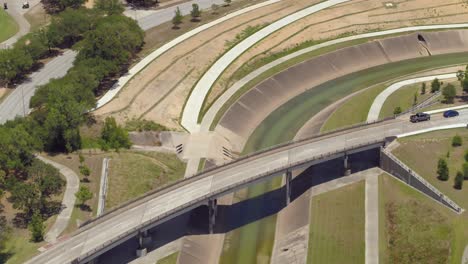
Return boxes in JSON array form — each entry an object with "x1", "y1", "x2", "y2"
[
  {"x1": 452, "y1": 135, "x2": 462, "y2": 147},
  {"x1": 463, "y1": 162, "x2": 468, "y2": 180},
  {"x1": 393, "y1": 106, "x2": 402, "y2": 115},
  {"x1": 29, "y1": 212, "x2": 45, "y2": 242},
  {"x1": 454, "y1": 171, "x2": 464, "y2": 190},
  {"x1": 442, "y1": 84, "x2": 456, "y2": 104},
  {"x1": 431, "y1": 78, "x2": 440, "y2": 93},
  {"x1": 100, "y1": 117, "x2": 132, "y2": 150},
  {"x1": 437, "y1": 158, "x2": 449, "y2": 181}
]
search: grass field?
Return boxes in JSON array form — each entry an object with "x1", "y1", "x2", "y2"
[
  {"x1": 379, "y1": 173, "x2": 463, "y2": 264},
  {"x1": 245, "y1": 53, "x2": 468, "y2": 146},
  {"x1": 157, "y1": 252, "x2": 179, "y2": 264},
  {"x1": 0, "y1": 10, "x2": 18, "y2": 43},
  {"x1": 379, "y1": 83, "x2": 434, "y2": 118},
  {"x1": 307, "y1": 181, "x2": 365, "y2": 264},
  {"x1": 391, "y1": 128, "x2": 468, "y2": 263},
  {"x1": 321, "y1": 84, "x2": 386, "y2": 132}
]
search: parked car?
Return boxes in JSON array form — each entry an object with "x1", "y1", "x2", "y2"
[
  {"x1": 443, "y1": 110, "x2": 459, "y2": 118},
  {"x1": 410, "y1": 112, "x2": 430, "y2": 123}
]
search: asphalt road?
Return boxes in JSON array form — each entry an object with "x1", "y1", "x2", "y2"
[
  {"x1": 25, "y1": 111, "x2": 468, "y2": 264},
  {"x1": 135, "y1": 0, "x2": 237, "y2": 31},
  {"x1": 0, "y1": 50, "x2": 76, "y2": 124}
]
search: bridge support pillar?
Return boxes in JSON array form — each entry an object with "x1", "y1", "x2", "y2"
[
  {"x1": 136, "y1": 230, "x2": 151, "y2": 257},
  {"x1": 285, "y1": 170, "x2": 292, "y2": 205},
  {"x1": 344, "y1": 154, "x2": 351, "y2": 176},
  {"x1": 208, "y1": 198, "x2": 217, "y2": 234}
]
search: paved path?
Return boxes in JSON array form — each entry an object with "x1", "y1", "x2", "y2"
[
  {"x1": 0, "y1": 0, "x2": 40, "y2": 49},
  {"x1": 0, "y1": 50, "x2": 77, "y2": 124},
  {"x1": 36, "y1": 155, "x2": 80, "y2": 244},
  {"x1": 199, "y1": 23, "x2": 468, "y2": 132},
  {"x1": 365, "y1": 172, "x2": 379, "y2": 264},
  {"x1": 26, "y1": 114, "x2": 468, "y2": 263},
  {"x1": 94, "y1": 0, "x2": 282, "y2": 110},
  {"x1": 97, "y1": 158, "x2": 110, "y2": 217},
  {"x1": 366, "y1": 73, "x2": 456, "y2": 122},
  {"x1": 462, "y1": 245, "x2": 468, "y2": 264}
]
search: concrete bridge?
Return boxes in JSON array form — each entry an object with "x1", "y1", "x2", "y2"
[{"x1": 26, "y1": 114, "x2": 467, "y2": 264}]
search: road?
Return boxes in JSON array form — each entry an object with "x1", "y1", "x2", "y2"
[
  {"x1": 367, "y1": 73, "x2": 457, "y2": 122},
  {"x1": 0, "y1": 50, "x2": 77, "y2": 124},
  {"x1": 1, "y1": 0, "x2": 40, "y2": 49},
  {"x1": 26, "y1": 111, "x2": 468, "y2": 264}
]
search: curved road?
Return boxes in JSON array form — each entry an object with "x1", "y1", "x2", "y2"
[
  {"x1": 0, "y1": 50, "x2": 77, "y2": 124},
  {"x1": 366, "y1": 73, "x2": 456, "y2": 122},
  {"x1": 0, "y1": 0, "x2": 41, "y2": 49},
  {"x1": 36, "y1": 155, "x2": 80, "y2": 244},
  {"x1": 26, "y1": 112, "x2": 467, "y2": 264}
]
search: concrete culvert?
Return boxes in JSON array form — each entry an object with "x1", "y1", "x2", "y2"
[{"x1": 417, "y1": 34, "x2": 427, "y2": 43}]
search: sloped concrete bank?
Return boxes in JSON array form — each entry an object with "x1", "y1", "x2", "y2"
[{"x1": 216, "y1": 29, "x2": 468, "y2": 150}]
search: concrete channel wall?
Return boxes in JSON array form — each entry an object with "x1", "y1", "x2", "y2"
[
  {"x1": 380, "y1": 148, "x2": 463, "y2": 214},
  {"x1": 217, "y1": 30, "x2": 468, "y2": 148}
]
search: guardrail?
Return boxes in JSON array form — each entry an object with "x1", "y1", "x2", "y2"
[
  {"x1": 381, "y1": 147, "x2": 463, "y2": 214},
  {"x1": 74, "y1": 140, "x2": 385, "y2": 262},
  {"x1": 399, "y1": 91, "x2": 441, "y2": 115}
]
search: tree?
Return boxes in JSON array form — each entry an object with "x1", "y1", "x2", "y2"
[
  {"x1": 454, "y1": 171, "x2": 464, "y2": 190},
  {"x1": 95, "y1": 0, "x2": 124, "y2": 15},
  {"x1": 75, "y1": 185, "x2": 93, "y2": 208},
  {"x1": 442, "y1": 84, "x2": 456, "y2": 104},
  {"x1": 465, "y1": 149, "x2": 468, "y2": 162},
  {"x1": 452, "y1": 134, "x2": 462, "y2": 147},
  {"x1": 211, "y1": 3, "x2": 219, "y2": 14},
  {"x1": 413, "y1": 92, "x2": 418, "y2": 106},
  {"x1": 29, "y1": 212, "x2": 45, "y2": 242},
  {"x1": 462, "y1": 162, "x2": 468, "y2": 180},
  {"x1": 126, "y1": 0, "x2": 158, "y2": 7},
  {"x1": 462, "y1": 79, "x2": 468, "y2": 93},
  {"x1": 0, "y1": 48, "x2": 34, "y2": 84},
  {"x1": 100, "y1": 117, "x2": 132, "y2": 150},
  {"x1": 0, "y1": 124, "x2": 38, "y2": 174},
  {"x1": 224, "y1": 0, "x2": 231, "y2": 6},
  {"x1": 42, "y1": 0, "x2": 86, "y2": 13},
  {"x1": 457, "y1": 70, "x2": 464, "y2": 81},
  {"x1": 421, "y1": 82, "x2": 426, "y2": 94},
  {"x1": 437, "y1": 158, "x2": 449, "y2": 181},
  {"x1": 9, "y1": 182, "x2": 41, "y2": 217},
  {"x1": 431, "y1": 78, "x2": 441, "y2": 93},
  {"x1": 79, "y1": 165, "x2": 91, "y2": 182},
  {"x1": 190, "y1": 3, "x2": 201, "y2": 21},
  {"x1": 393, "y1": 106, "x2": 402, "y2": 115},
  {"x1": 172, "y1": 7, "x2": 183, "y2": 29}
]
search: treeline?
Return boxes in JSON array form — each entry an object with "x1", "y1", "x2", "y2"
[{"x1": 0, "y1": 0, "x2": 143, "y2": 246}]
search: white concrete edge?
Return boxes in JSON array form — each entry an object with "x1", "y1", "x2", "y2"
[
  {"x1": 97, "y1": 157, "x2": 110, "y2": 217},
  {"x1": 425, "y1": 104, "x2": 468, "y2": 115},
  {"x1": 199, "y1": 23, "x2": 468, "y2": 132},
  {"x1": 367, "y1": 73, "x2": 457, "y2": 122},
  {"x1": 182, "y1": 0, "x2": 353, "y2": 132},
  {"x1": 92, "y1": 0, "x2": 283, "y2": 110},
  {"x1": 396, "y1": 123, "x2": 467, "y2": 138}
]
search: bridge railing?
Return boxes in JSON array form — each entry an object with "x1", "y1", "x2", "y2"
[
  {"x1": 381, "y1": 147, "x2": 463, "y2": 214},
  {"x1": 75, "y1": 140, "x2": 385, "y2": 262}
]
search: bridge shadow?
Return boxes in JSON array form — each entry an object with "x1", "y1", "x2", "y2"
[{"x1": 97, "y1": 148, "x2": 379, "y2": 264}]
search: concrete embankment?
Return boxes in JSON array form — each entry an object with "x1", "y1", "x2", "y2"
[{"x1": 217, "y1": 30, "x2": 468, "y2": 149}]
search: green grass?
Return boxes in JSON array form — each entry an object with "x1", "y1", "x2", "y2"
[
  {"x1": 379, "y1": 83, "x2": 432, "y2": 118},
  {"x1": 390, "y1": 128, "x2": 468, "y2": 263},
  {"x1": 1, "y1": 231, "x2": 45, "y2": 264},
  {"x1": 307, "y1": 181, "x2": 365, "y2": 263},
  {"x1": 321, "y1": 84, "x2": 387, "y2": 132},
  {"x1": 379, "y1": 173, "x2": 464, "y2": 264},
  {"x1": 0, "y1": 10, "x2": 18, "y2": 43},
  {"x1": 157, "y1": 252, "x2": 179, "y2": 264},
  {"x1": 106, "y1": 151, "x2": 186, "y2": 209}
]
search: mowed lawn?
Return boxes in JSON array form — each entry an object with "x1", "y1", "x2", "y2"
[
  {"x1": 379, "y1": 82, "x2": 432, "y2": 118},
  {"x1": 307, "y1": 181, "x2": 365, "y2": 264},
  {"x1": 391, "y1": 128, "x2": 468, "y2": 262},
  {"x1": 0, "y1": 9, "x2": 18, "y2": 43},
  {"x1": 379, "y1": 174, "x2": 464, "y2": 264}
]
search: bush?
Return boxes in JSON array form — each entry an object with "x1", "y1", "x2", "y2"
[
  {"x1": 442, "y1": 84, "x2": 456, "y2": 104},
  {"x1": 437, "y1": 158, "x2": 449, "y2": 181},
  {"x1": 125, "y1": 119, "x2": 168, "y2": 132},
  {"x1": 463, "y1": 162, "x2": 468, "y2": 180},
  {"x1": 452, "y1": 135, "x2": 462, "y2": 147},
  {"x1": 28, "y1": 212, "x2": 45, "y2": 242},
  {"x1": 431, "y1": 78, "x2": 441, "y2": 93},
  {"x1": 100, "y1": 117, "x2": 132, "y2": 150},
  {"x1": 393, "y1": 106, "x2": 402, "y2": 115},
  {"x1": 454, "y1": 171, "x2": 464, "y2": 190},
  {"x1": 464, "y1": 149, "x2": 468, "y2": 162}
]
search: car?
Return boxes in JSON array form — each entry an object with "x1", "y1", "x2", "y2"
[
  {"x1": 410, "y1": 112, "x2": 430, "y2": 123},
  {"x1": 443, "y1": 110, "x2": 459, "y2": 118}
]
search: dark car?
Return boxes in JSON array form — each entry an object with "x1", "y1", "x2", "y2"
[
  {"x1": 410, "y1": 112, "x2": 430, "y2": 123},
  {"x1": 443, "y1": 110, "x2": 459, "y2": 118}
]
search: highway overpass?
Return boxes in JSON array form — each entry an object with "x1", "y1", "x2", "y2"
[{"x1": 26, "y1": 113, "x2": 468, "y2": 264}]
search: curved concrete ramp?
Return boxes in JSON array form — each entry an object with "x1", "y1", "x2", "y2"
[{"x1": 217, "y1": 30, "x2": 468, "y2": 149}]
